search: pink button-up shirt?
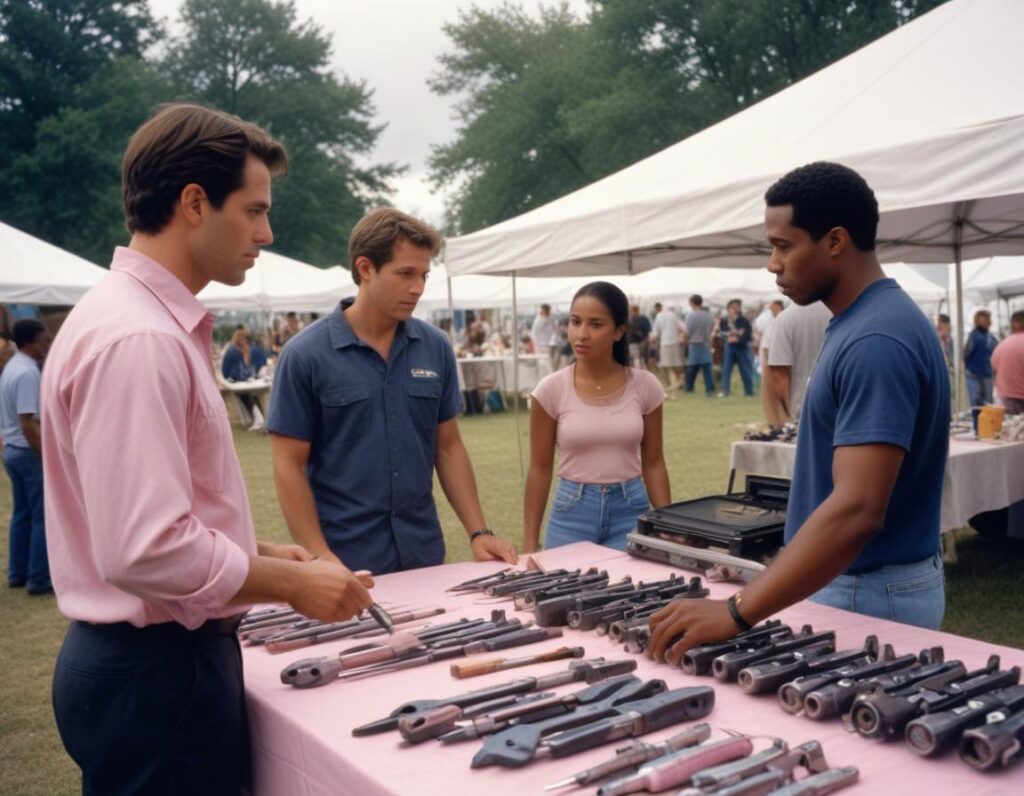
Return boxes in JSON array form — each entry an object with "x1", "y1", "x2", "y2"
[{"x1": 41, "y1": 247, "x2": 255, "y2": 628}]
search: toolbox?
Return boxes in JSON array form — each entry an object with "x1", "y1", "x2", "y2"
[{"x1": 628, "y1": 475, "x2": 789, "y2": 582}]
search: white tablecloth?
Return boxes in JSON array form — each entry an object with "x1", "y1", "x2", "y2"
[
  {"x1": 729, "y1": 438, "x2": 1024, "y2": 533},
  {"x1": 457, "y1": 354, "x2": 553, "y2": 393}
]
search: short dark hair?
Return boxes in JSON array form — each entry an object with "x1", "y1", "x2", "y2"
[
  {"x1": 689, "y1": 294, "x2": 703, "y2": 307},
  {"x1": 12, "y1": 318, "x2": 46, "y2": 349},
  {"x1": 540, "y1": 304, "x2": 551, "y2": 312},
  {"x1": 1012, "y1": 310, "x2": 1024, "y2": 326},
  {"x1": 122, "y1": 104, "x2": 288, "y2": 235},
  {"x1": 349, "y1": 208, "x2": 441, "y2": 285},
  {"x1": 727, "y1": 298, "x2": 742, "y2": 309},
  {"x1": 938, "y1": 313, "x2": 951, "y2": 324},
  {"x1": 765, "y1": 161, "x2": 879, "y2": 251},
  {"x1": 286, "y1": 311, "x2": 297, "y2": 319},
  {"x1": 572, "y1": 281, "x2": 630, "y2": 367}
]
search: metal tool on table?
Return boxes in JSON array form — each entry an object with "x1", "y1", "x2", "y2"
[
  {"x1": 958, "y1": 704, "x2": 1024, "y2": 770},
  {"x1": 352, "y1": 657, "x2": 638, "y2": 737},
  {"x1": 845, "y1": 655, "x2": 1019, "y2": 740},
  {"x1": 764, "y1": 765, "x2": 859, "y2": 796},
  {"x1": 544, "y1": 723, "x2": 712, "y2": 790},
  {"x1": 905, "y1": 683, "x2": 1024, "y2": 757},
  {"x1": 470, "y1": 678, "x2": 716, "y2": 768},
  {"x1": 368, "y1": 602, "x2": 396, "y2": 633},
  {"x1": 264, "y1": 606, "x2": 447, "y2": 653},
  {"x1": 450, "y1": 646, "x2": 585, "y2": 679},
  {"x1": 679, "y1": 739, "x2": 829, "y2": 794},
  {"x1": 777, "y1": 642, "x2": 911, "y2": 714},
  {"x1": 594, "y1": 736, "x2": 754, "y2": 796},
  {"x1": 680, "y1": 621, "x2": 792, "y2": 675},
  {"x1": 801, "y1": 647, "x2": 950, "y2": 721},
  {"x1": 712, "y1": 626, "x2": 835, "y2": 682},
  {"x1": 737, "y1": 636, "x2": 878, "y2": 695}
]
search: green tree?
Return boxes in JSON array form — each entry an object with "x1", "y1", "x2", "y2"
[
  {"x1": 0, "y1": 0, "x2": 163, "y2": 260},
  {"x1": 168, "y1": 0, "x2": 400, "y2": 265},
  {"x1": 430, "y1": 0, "x2": 950, "y2": 234}
]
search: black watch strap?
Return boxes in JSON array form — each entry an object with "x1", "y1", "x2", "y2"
[
  {"x1": 469, "y1": 527, "x2": 495, "y2": 542},
  {"x1": 727, "y1": 594, "x2": 753, "y2": 632}
]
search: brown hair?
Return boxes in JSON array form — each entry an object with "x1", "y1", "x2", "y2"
[
  {"x1": 348, "y1": 208, "x2": 441, "y2": 285},
  {"x1": 122, "y1": 103, "x2": 288, "y2": 235}
]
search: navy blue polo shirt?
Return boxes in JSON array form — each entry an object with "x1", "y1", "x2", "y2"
[
  {"x1": 267, "y1": 298, "x2": 462, "y2": 574},
  {"x1": 785, "y1": 279, "x2": 950, "y2": 574}
]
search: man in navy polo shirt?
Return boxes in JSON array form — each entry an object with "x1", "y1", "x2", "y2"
[
  {"x1": 268, "y1": 208, "x2": 518, "y2": 574},
  {"x1": 647, "y1": 162, "x2": 950, "y2": 664}
]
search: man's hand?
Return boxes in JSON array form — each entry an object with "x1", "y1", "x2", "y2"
[
  {"x1": 286, "y1": 559, "x2": 374, "y2": 622},
  {"x1": 471, "y1": 534, "x2": 519, "y2": 564},
  {"x1": 646, "y1": 598, "x2": 741, "y2": 665},
  {"x1": 257, "y1": 540, "x2": 316, "y2": 562}
]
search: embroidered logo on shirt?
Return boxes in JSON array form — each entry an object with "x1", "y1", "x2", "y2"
[{"x1": 411, "y1": 368, "x2": 439, "y2": 378}]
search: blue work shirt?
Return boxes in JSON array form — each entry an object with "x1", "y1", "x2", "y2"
[
  {"x1": 267, "y1": 298, "x2": 462, "y2": 574},
  {"x1": 785, "y1": 279, "x2": 950, "y2": 574},
  {"x1": 964, "y1": 327, "x2": 997, "y2": 378},
  {"x1": 0, "y1": 351, "x2": 40, "y2": 449}
]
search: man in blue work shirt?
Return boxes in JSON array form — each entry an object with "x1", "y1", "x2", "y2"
[
  {"x1": 1, "y1": 318, "x2": 52, "y2": 594},
  {"x1": 648, "y1": 162, "x2": 950, "y2": 665},
  {"x1": 268, "y1": 208, "x2": 518, "y2": 574}
]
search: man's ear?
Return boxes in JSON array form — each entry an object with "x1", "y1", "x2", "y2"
[
  {"x1": 826, "y1": 226, "x2": 850, "y2": 258},
  {"x1": 354, "y1": 255, "x2": 376, "y2": 283},
  {"x1": 180, "y1": 183, "x2": 207, "y2": 228}
]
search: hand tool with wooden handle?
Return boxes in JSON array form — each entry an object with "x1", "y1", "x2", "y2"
[{"x1": 451, "y1": 646, "x2": 585, "y2": 679}]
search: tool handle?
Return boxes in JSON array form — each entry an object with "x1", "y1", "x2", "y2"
[
  {"x1": 451, "y1": 646, "x2": 583, "y2": 679},
  {"x1": 466, "y1": 626, "x2": 562, "y2": 653}
]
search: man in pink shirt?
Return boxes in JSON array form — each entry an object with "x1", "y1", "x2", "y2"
[
  {"x1": 42, "y1": 104, "x2": 374, "y2": 795},
  {"x1": 992, "y1": 310, "x2": 1024, "y2": 414}
]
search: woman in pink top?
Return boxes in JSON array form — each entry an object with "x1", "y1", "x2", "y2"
[{"x1": 524, "y1": 282, "x2": 671, "y2": 552}]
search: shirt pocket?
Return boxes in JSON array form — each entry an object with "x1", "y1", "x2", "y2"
[
  {"x1": 320, "y1": 384, "x2": 373, "y2": 441},
  {"x1": 407, "y1": 380, "x2": 443, "y2": 431},
  {"x1": 189, "y1": 403, "x2": 231, "y2": 493}
]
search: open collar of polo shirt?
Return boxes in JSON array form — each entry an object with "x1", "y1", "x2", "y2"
[{"x1": 328, "y1": 296, "x2": 421, "y2": 364}]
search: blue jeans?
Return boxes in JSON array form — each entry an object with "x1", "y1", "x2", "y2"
[
  {"x1": 544, "y1": 477, "x2": 650, "y2": 551},
  {"x1": 722, "y1": 345, "x2": 754, "y2": 396},
  {"x1": 809, "y1": 552, "x2": 945, "y2": 629},
  {"x1": 965, "y1": 373, "x2": 993, "y2": 407},
  {"x1": 4, "y1": 445, "x2": 49, "y2": 590}
]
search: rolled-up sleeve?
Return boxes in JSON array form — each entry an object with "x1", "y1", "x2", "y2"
[{"x1": 68, "y1": 333, "x2": 250, "y2": 628}]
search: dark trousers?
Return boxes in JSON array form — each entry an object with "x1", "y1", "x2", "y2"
[
  {"x1": 722, "y1": 344, "x2": 754, "y2": 396},
  {"x1": 3, "y1": 444, "x2": 49, "y2": 590},
  {"x1": 684, "y1": 363, "x2": 715, "y2": 394},
  {"x1": 53, "y1": 620, "x2": 249, "y2": 795}
]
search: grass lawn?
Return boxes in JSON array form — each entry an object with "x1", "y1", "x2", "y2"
[{"x1": 1, "y1": 388, "x2": 1021, "y2": 794}]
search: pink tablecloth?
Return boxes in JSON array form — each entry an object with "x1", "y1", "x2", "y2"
[{"x1": 243, "y1": 543, "x2": 1024, "y2": 795}]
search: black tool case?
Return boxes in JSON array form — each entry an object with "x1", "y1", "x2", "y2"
[{"x1": 628, "y1": 476, "x2": 789, "y2": 580}]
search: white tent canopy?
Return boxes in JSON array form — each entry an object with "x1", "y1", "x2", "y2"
[
  {"x1": 446, "y1": 0, "x2": 1024, "y2": 278},
  {"x1": 0, "y1": 221, "x2": 107, "y2": 305},
  {"x1": 198, "y1": 250, "x2": 354, "y2": 313},
  {"x1": 964, "y1": 256, "x2": 1024, "y2": 300}
]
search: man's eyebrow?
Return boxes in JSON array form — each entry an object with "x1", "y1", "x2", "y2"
[{"x1": 248, "y1": 200, "x2": 271, "y2": 210}]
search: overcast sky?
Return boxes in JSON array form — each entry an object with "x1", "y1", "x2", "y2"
[{"x1": 148, "y1": 0, "x2": 590, "y2": 226}]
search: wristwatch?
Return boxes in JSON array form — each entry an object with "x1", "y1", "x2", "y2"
[
  {"x1": 726, "y1": 593, "x2": 753, "y2": 632},
  {"x1": 469, "y1": 527, "x2": 495, "y2": 543}
]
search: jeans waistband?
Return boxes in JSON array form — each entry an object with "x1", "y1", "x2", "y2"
[
  {"x1": 76, "y1": 614, "x2": 245, "y2": 639},
  {"x1": 557, "y1": 476, "x2": 643, "y2": 496},
  {"x1": 845, "y1": 551, "x2": 941, "y2": 577}
]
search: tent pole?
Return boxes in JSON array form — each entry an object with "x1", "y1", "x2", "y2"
[
  {"x1": 952, "y1": 203, "x2": 968, "y2": 415},
  {"x1": 512, "y1": 273, "x2": 525, "y2": 480}
]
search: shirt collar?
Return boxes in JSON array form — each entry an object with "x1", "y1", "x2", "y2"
[
  {"x1": 328, "y1": 296, "x2": 420, "y2": 350},
  {"x1": 110, "y1": 247, "x2": 211, "y2": 334}
]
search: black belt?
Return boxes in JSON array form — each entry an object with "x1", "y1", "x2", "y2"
[{"x1": 80, "y1": 614, "x2": 246, "y2": 638}]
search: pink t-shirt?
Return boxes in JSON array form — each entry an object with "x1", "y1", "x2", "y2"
[
  {"x1": 992, "y1": 331, "x2": 1024, "y2": 400},
  {"x1": 531, "y1": 365, "x2": 666, "y2": 483}
]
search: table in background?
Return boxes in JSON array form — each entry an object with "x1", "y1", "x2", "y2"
[
  {"x1": 729, "y1": 437, "x2": 1024, "y2": 554},
  {"x1": 218, "y1": 377, "x2": 272, "y2": 427},
  {"x1": 242, "y1": 542, "x2": 1024, "y2": 795},
  {"x1": 457, "y1": 354, "x2": 554, "y2": 405}
]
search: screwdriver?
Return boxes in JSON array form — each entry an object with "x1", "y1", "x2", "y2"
[{"x1": 368, "y1": 603, "x2": 396, "y2": 634}]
